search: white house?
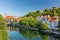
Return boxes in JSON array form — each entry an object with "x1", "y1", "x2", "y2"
[{"x1": 37, "y1": 15, "x2": 58, "y2": 28}]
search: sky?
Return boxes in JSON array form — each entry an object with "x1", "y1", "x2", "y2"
[{"x1": 0, "y1": 0, "x2": 60, "y2": 17}]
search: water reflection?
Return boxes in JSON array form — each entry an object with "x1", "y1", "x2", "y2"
[
  {"x1": 8, "y1": 27, "x2": 59, "y2": 40},
  {"x1": 19, "y1": 29, "x2": 39, "y2": 40},
  {"x1": 40, "y1": 34, "x2": 48, "y2": 40}
]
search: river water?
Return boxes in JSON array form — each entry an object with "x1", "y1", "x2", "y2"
[{"x1": 8, "y1": 27, "x2": 59, "y2": 40}]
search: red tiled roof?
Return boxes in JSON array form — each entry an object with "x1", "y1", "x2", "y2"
[
  {"x1": 53, "y1": 17, "x2": 57, "y2": 20},
  {"x1": 50, "y1": 18, "x2": 54, "y2": 22},
  {"x1": 4, "y1": 16, "x2": 15, "y2": 19},
  {"x1": 46, "y1": 15, "x2": 54, "y2": 22}
]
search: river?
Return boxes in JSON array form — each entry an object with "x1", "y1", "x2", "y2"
[{"x1": 7, "y1": 27, "x2": 59, "y2": 40}]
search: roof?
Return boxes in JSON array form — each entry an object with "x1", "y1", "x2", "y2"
[
  {"x1": 45, "y1": 15, "x2": 57, "y2": 22},
  {"x1": 16, "y1": 17, "x2": 22, "y2": 22},
  {"x1": 4, "y1": 16, "x2": 15, "y2": 20},
  {"x1": 4, "y1": 16, "x2": 22, "y2": 22}
]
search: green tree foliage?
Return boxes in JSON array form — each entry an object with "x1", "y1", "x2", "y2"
[
  {"x1": 0, "y1": 14, "x2": 8, "y2": 40},
  {"x1": 44, "y1": 8, "x2": 49, "y2": 12},
  {"x1": 26, "y1": 7, "x2": 59, "y2": 17},
  {"x1": 36, "y1": 10, "x2": 42, "y2": 16},
  {"x1": 19, "y1": 17, "x2": 29, "y2": 27},
  {"x1": 50, "y1": 7, "x2": 58, "y2": 17},
  {"x1": 42, "y1": 8, "x2": 50, "y2": 15},
  {"x1": 19, "y1": 16, "x2": 38, "y2": 28},
  {"x1": 29, "y1": 16, "x2": 38, "y2": 27},
  {"x1": 39, "y1": 22, "x2": 48, "y2": 30},
  {"x1": 57, "y1": 8, "x2": 60, "y2": 16},
  {"x1": 27, "y1": 10, "x2": 42, "y2": 18},
  {"x1": 27, "y1": 12, "x2": 35, "y2": 17}
]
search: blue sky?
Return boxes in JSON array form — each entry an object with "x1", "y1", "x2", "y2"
[{"x1": 0, "y1": 0, "x2": 60, "y2": 17}]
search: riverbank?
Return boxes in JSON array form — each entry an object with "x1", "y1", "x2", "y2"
[{"x1": 6, "y1": 26, "x2": 60, "y2": 39}]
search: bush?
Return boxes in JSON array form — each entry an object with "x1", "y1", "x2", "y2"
[{"x1": 39, "y1": 22, "x2": 48, "y2": 30}]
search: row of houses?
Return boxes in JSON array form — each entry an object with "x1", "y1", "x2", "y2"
[
  {"x1": 4, "y1": 16, "x2": 22, "y2": 24},
  {"x1": 4, "y1": 15, "x2": 58, "y2": 28}
]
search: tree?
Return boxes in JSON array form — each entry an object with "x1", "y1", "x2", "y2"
[
  {"x1": 29, "y1": 16, "x2": 38, "y2": 27},
  {"x1": 57, "y1": 8, "x2": 60, "y2": 16},
  {"x1": 51, "y1": 7, "x2": 58, "y2": 17},
  {"x1": 36, "y1": 10, "x2": 41, "y2": 13},
  {"x1": 27, "y1": 10, "x2": 42, "y2": 18},
  {"x1": 39, "y1": 22, "x2": 48, "y2": 30},
  {"x1": 19, "y1": 17, "x2": 29, "y2": 27},
  {"x1": 0, "y1": 14, "x2": 8, "y2": 40},
  {"x1": 42, "y1": 8, "x2": 50, "y2": 16},
  {"x1": 36, "y1": 10, "x2": 42, "y2": 16},
  {"x1": 44, "y1": 8, "x2": 49, "y2": 12},
  {"x1": 27, "y1": 12, "x2": 35, "y2": 17},
  {"x1": 19, "y1": 16, "x2": 38, "y2": 28}
]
